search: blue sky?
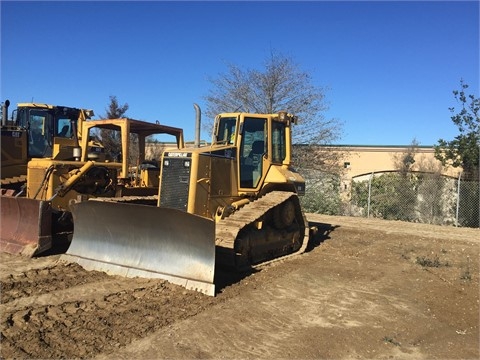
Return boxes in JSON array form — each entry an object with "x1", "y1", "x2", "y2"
[{"x1": 1, "y1": 1, "x2": 478, "y2": 145}]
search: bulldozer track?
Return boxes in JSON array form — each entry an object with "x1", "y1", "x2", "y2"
[
  {"x1": 215, "y1": 191, "x2": 309, "y2": 268},
  {"x1": 1, "y1": 175, "x2": 27, "y2": 193},
  {"x1": 88, "y1": 195, "x2": 158, "y2": 203}
]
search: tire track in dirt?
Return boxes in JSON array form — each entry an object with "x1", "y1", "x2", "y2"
[
  {"x1": 0, "y1": 256, "x2": 219, "y2": 359},
  {"x1": 1, "y1": 263, "x2": 108, "y2": 304}
]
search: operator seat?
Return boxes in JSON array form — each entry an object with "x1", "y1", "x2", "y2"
[
  {"x1": 240, "y1": 140, "x2": 265, "y2": 188},
  {"x1": 249, "y1": 140, "x2": 264, "y2": 166},
  {"x1": 58, "y1": 125, "x2": 69, "y2": 137}
]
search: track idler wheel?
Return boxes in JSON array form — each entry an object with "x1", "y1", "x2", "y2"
[
  {"x1": 233, "y1": 232, "x2": 252, "y2": 270},
  {"x1": 273, "y1": 199, "x2": 296, "y2": 229}
]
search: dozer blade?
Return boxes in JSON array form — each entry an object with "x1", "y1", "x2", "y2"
[
  {"x1": 61, "y1": 201, "x2": 216, "y2": 296},
  {"x1": 0, "y1": 196, "x2": 52, "y2": 257}
]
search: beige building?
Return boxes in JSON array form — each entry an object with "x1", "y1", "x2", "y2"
[
  {"x1": 311, "y1": 144, "x2": 461, "y2": 195},
  {"x1": 331, "y1": 145, "x2": 459, "y2": 178}
]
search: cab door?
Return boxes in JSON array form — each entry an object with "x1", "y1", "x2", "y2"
[
  {"x1": 24, "y1": 109, "x2": 53, "y2": 158},
  {"x1": 238, "y1": 116, "x2": 267, "y2": 189}
]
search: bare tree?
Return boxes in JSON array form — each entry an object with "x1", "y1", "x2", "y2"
[
  {"x1": 104, "y1": 95, "x2": 129, "y2": 119},
  {"x1": 99, "y1": 96, "x2": 130, "y2": 162},
  {"x1": 393, "y1": 138, "x2": 419, "y2": 174},
  {"x1": 204, "y1": 50, "x2": 344, "y2": 171}
]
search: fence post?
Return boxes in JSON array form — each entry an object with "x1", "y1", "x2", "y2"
[
  {"x1": 367, "y1": 172, "x2": 374, "y2": 218},
  {"x1": 455, "y1": 172, "x2": 462, "y2": 227}
]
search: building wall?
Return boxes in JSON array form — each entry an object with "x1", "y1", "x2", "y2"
[
  {"x1": 312, "y1": 145, "x2": 461, "y2": 195},
  {"x1": 336, "y1": 145, "x2": 459, "y2": 179}
]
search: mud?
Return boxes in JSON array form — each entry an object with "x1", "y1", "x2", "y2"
[{"x1": 1, "y1": 214, "x2": 478, "y2": 359}]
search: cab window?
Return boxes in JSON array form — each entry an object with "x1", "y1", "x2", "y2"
[
  {"x1": 216, "y1": 117, "x2": 236, "y2": 144},
  {"x1": 56, "y1": 118, "x2": 72, "y2": 137},
  {"x1": 271, "y1": 121, "x2": 286, "y2": 163}
]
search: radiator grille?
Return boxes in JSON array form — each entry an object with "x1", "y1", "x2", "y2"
[{"x1": 159, "y1": 157, "x2": 190, "y2": 211}]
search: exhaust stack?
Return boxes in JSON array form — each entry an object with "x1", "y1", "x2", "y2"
[
  {"x1": 2, "y1": 99, "x2": 10, "y2": 126},
  {"x1": 193, "y1": 103, "x2": 201, "y2": 148}
]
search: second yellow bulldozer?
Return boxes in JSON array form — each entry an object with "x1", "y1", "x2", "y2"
[{"x1": 62, "y1": 107, "x2": 310, "y2": 296}]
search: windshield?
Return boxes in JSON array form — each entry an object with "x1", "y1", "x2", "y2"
[{"x1": 215, "y1": 117, "x2": 237, "y2": 144}]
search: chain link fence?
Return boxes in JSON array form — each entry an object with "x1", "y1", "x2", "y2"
[{"x1": 301, "y1": 170, "x2": 480, "y2": 228}]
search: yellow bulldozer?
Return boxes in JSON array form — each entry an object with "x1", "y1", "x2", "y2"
[
  {"x1": 1, "y1": 100, "x2": 184, "y2": 256},
  {"x1": 62, "y1": 107, "x2": 310, "y2": 296}
]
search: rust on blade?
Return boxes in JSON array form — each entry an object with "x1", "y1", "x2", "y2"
[{"x1": 0, "y1": 196, "x2": 52, "y2": 257}]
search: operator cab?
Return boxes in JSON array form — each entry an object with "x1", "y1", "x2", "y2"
[
  {"x1": 15, "y1": 104, "x2": 90, "y2": 158},
  {"x1": 214, "y1": 112, "x2": 294, "y2": 190}
]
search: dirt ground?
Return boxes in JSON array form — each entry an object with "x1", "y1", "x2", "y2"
[{"x1": 1, "y1": 214, "x2": 478, "y2": 359}]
